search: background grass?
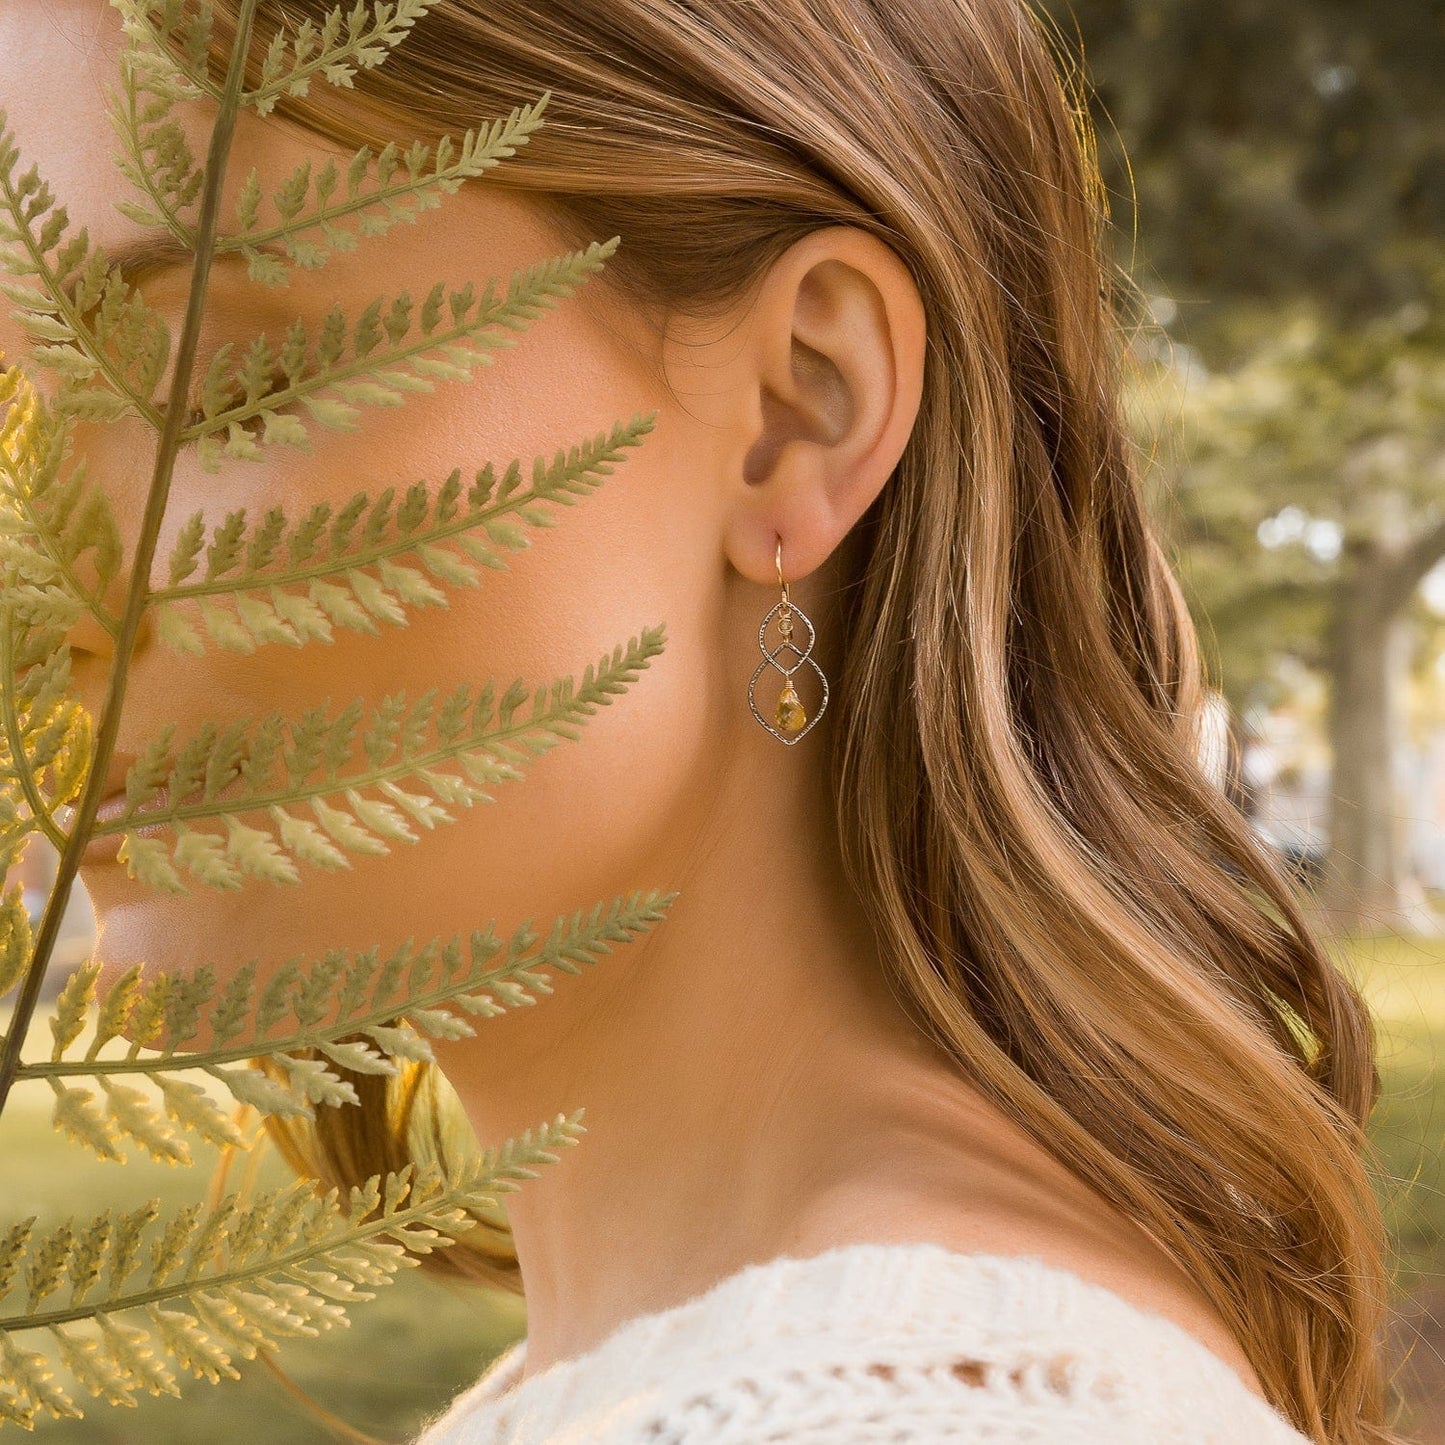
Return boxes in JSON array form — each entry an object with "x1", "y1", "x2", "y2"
[
  {"x1": 3, "y1": 930, "x2": 1440, "y2": 1442},
  {"x1": 1346, "y1": 932, "x2": 1445, "y2": 1295}
]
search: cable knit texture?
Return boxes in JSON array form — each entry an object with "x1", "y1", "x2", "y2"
[{"x1": 414, "y1": 1240, "x2": 1315, "y2": 1443}]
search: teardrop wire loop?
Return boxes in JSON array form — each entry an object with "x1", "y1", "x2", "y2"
[{"x1": 748, "y1": 539, "x2": 828, "y2": 744}]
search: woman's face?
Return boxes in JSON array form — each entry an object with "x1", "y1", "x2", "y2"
[{"x1": 2, "y1": 3, "x2": 789, "y2": 1030}]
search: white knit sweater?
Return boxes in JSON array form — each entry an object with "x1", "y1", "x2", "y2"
[{"x1": 414, "y1": 1240, "x2": 1315, "y2": 1443}]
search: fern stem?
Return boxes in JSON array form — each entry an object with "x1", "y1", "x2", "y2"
[
  {"x1": 0, "y1": 616, "x2": 69, "y2": 853},
  {"x1": 0, "y1": 0, "x2": 264, "y2": 1115}
]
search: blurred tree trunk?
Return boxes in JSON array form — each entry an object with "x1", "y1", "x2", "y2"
[
  {"x1": 1319, "y1": 520, "x2": 1445, "y2": 929},
  {"x1": 1321, "y1": 581, "x2": 1403, "y2": 927}
]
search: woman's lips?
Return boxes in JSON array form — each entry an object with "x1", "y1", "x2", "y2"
[
  {"x1": 80, "y1": 800, "x2": 128, "y2": 865},
  {"x1": 67, "y1": 772, "x2": 263, "y2": 871},
  {"x1": 63, "y1": 792, "x2": 170, "y2": 867}
]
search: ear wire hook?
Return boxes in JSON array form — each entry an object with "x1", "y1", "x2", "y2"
[{"x1": 748, "y1": 534, "x2": 828, "y2": 743}]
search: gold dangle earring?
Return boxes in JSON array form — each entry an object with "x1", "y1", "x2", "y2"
[{"x1": 748, "y1": 537, "x2": 828, "y2": 744}]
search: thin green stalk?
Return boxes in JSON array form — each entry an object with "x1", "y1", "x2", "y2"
[{"x1": 0, "y1": 0, "x2": 264, "y2": 1115}]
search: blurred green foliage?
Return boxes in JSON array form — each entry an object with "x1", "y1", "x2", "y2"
[
  {"x1": 1046, "y1": 0, "x2": 1445, "y2": 333},
  {"x1": 1049, "y1": 1, "x2": 1445, "y2": 923},
  {"x1": 1135, "y1": 276, "x2": 1445, "y2": 707}
]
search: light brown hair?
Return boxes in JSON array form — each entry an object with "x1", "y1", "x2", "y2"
[{"x1": 183, "y1": 2, "x2": 1404, "y2": 1439}]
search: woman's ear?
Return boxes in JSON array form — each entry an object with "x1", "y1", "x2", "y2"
[{"x1": 720, "y1": 225, "x2": 926, "y2": 585}]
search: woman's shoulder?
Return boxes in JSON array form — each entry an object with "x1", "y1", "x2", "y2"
[{"x1": 413, "y1": 1240, "x2": 1313, "y2": 1444}]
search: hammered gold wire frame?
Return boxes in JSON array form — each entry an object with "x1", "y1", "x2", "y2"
[{"x1": 747, "y1": 538, "x2": 829, "y2": 744}]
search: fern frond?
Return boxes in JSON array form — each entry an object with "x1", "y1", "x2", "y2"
[
  {"x1": 103, "y1": 44, "x2": 546, "y2": 286},
  {"x1": 0, "y1": 883, "x2": 30, "y2": 1007},
  {"x1": 19, "y1": 889, "x2": 675, "y2": 1157},
  {"x1": 0, "y1": 1127, "x2": 580, "y2": 1422},
  {"x1": 111, "y1": 2, "x2": 436, "y2": 121},
  {"x1": 181, "y1": 239, "x2": 620, "y2": 473},
  {"x1": 0, "y1": 1334, "x2": 82, "y2": 1426},
  {"x1": 151, "y1": 413, "x2": 656, "y2": 654},
  {"x1": 0, "y1": 838, "x2": 25, "y2": 888},
  {"x1": 219, "y1": 98, "x2": 549, "y2": 285},
  {"x1": 103, "y1": 40, "x2": 205, "y2": 248},
  {"x1": 1, "y1": 613, "x2": 92, "y2": 856},
  {"x1": 73, "y1": 624, "x2": 666, "y2": 895},
  {"x1": 0, "y1": 122, "x2": 170, "y2": 426},
  {"x1": 0, "y1": 377, "x2": 96, "y2": 841},
  {"x1": 0, "y1": 359, "x2": 124, "y2": 639},
  {"x1": 110, "y1": 1, "x2": 219, "y2": 105},
  {"x1": 0, "y1": 0, "x2": 677, "y2": 1423},
  {"x1": 244, "y1": 1, "x2": 435, "y2": 117}
]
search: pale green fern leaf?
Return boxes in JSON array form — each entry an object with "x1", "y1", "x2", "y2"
[
  {"x1": 110, "y1": 1, "x2": 217, "y2": 104},
  {"x1": 151, "y1": 414, "x2": 655, "y2": 654},
  {"x1": 0, "y1": 0, "x2": 675, "y2": 1423},
  {"x1": 0, "y1": 1131, "x2": 580, "y2": 1421},
  {"x1": 219, "y1": 99, "x2": 550, "y2": 285},
  {"x1": 245, "y1": 1, "x2": 435, "y2": 117},
  {"x1": 1, "y1": 605, "x2": 92, "y2": 856},
  {"x1": 63, "y1": 627, "x2": 665, "y2": 894},
  {"x1": 0, "y1": 1335, "x2": 82, "y2": 1426},
  {"x1": 0, "y1": 354, "x2": 123, "y2": 641},
  {"x1": 50, "y1": 1084, "x2": 125, "y2": 1163},
  {"x1": 0, "y1": 1223, "x2": 32, "y2": 1309},
  {"x1": 0, "y1": 883, "x2": 30, "y2": 1003},
  {"x1": 22, "y1": 889, "x2": 674, "y2": 1148},
  {"x1": 49, "y1": 960, "x2": 100, "y2": 1061},
  {"x1": 0, "y1": 125, "x2": 170, "y2": 425},
  {"x1": 104, "y1": 42, "x2": 206, "y2": 246},
  {"x1": 98, "y1": 1080, "x2": 193, "y2": 1164},
  {"x1": 182, "y1": 241, "x2": 620, "y2": 473},
  {"x1": 116, "y1": 1, "x2": 440, "y2": 117}
]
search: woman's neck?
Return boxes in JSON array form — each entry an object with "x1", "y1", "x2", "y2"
[{"x1": 432, "y1": 712, "x2": 972, "y2": 1377}]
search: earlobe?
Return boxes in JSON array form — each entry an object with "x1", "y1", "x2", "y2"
[{"x1": 726, "y1": 226, "x2": 926, "y2": 588}]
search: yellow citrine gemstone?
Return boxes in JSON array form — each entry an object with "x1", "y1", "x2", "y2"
[{"x1": 774, "y1": 681, "x2": 807, "y2": 733}]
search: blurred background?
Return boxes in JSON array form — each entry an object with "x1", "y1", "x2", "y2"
[{"x1": 5, "y1": 0, "x2": 1445, "y2": 1439}]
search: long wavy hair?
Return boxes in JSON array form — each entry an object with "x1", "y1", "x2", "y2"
[{"x1": 180, "y1": 1, "x2": 1404, "y2": 1440}]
